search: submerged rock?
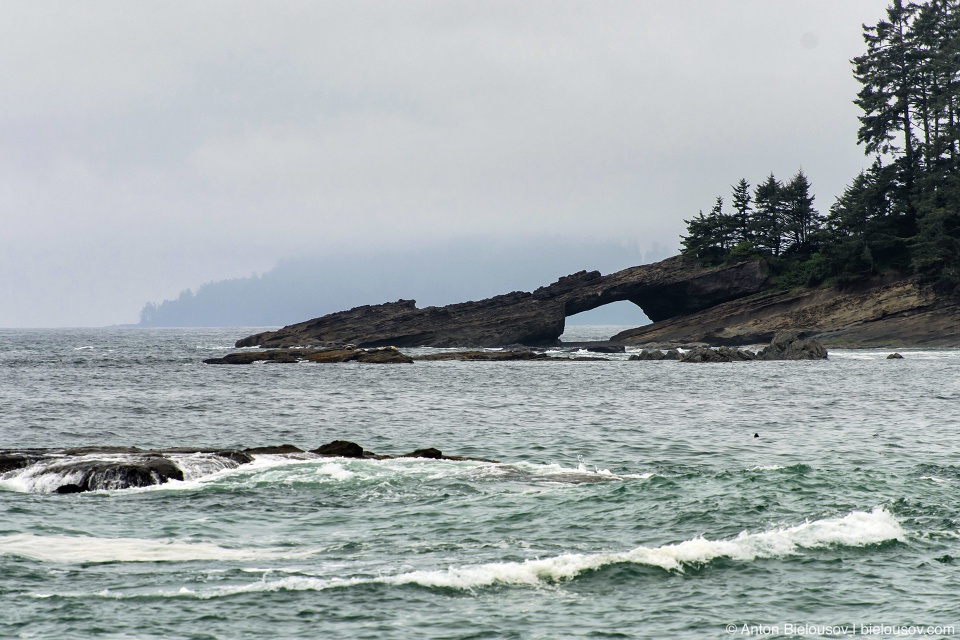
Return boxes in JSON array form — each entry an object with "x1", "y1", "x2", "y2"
[{"x1": 887, "y1": 352, "x2": 904, "y2": 359}]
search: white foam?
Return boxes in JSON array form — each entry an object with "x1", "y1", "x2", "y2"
[
  {"x1": 480, "y1": 459, "x2": 649, "y2": 483},
  {"x1": 151, "y1": 454, "x2": 323, "y2": 491},
  {"x1": 100, "y1": 506, "x2": 901, "y2": 599},
  {"x1": 316, "y1": 462, "x2": 355, "y2": 481},
  {"x1": 377, "y1": 507, "x2": 903, "y2": 588},
  {"x1": 0, "y1": 533, "x2": 305, "y2": 563},
  {"x1": 166, "y1": 453, "x2": 244, "y2": 481}
]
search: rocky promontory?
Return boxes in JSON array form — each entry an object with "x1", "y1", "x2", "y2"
[
  {"x1": 229, "y1": 255, "x2": 959, "y2": 350},
  {"x1": 235, "y1": 256, "x2": 769, "y2": 348}
]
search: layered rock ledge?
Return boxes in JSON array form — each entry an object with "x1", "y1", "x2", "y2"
[
  {"x1": 235, "y1": 256, "x2": 769, "y2": 348},
  {"x1": 611, "y1": 273, "x2": 960, "y2": 348}
]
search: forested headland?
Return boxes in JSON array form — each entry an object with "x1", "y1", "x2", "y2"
[{"x1": 681, "y1": 0, "x2": 960, "y2": 294}]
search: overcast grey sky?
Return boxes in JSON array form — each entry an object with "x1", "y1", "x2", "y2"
[{"x1": 1, "y1": 1, "x2": 890, "y2": 327}]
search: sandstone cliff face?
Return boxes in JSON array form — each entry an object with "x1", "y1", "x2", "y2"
[
  {"x1": 611, "y1": 274, "x2": 960, "y2": 347},
  {"x1": 235, "y1": 256, "x2": 769, "y2": 348}
]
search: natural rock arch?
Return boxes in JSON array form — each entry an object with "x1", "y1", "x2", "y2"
[{"x1": 235, "y1": 256, "x2": 770, "y2": 348}]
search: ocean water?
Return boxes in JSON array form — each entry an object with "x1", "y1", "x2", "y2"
[{"x1": 1, "y1": 327, "x2": 958, "y2": 639}]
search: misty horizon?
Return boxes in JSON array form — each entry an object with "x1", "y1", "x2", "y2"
[{"x1": 1, "y1": 1, "x2": 891, "y2": 327}]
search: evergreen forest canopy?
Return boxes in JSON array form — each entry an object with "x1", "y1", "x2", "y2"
[{"x1": 680, "y1": 0, "x2": 960, "y2": 291}]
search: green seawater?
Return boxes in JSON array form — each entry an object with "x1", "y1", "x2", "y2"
[{"x1": 0, "y1": 328, "x2": 958, "y2": 639}]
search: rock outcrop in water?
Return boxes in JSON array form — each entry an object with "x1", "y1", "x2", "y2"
[
  {"x1": 0, "y1": 448, "x2": 248, "y2": 494},
  {"x1": 0, "y1": 441, "x2": 498, "y2": 493},
  {"x1": 205, "y1": 347, "x2": 609, "y2": 365},
  {"x1": 204, "y1": 345, "x2": 414, "y2": 365},
  {"x1": 234, "y1": 256, "x2": 769, "y2": 348},
  {"x1": 628, "y1": 332, "x2": 828, "y2": 362}
]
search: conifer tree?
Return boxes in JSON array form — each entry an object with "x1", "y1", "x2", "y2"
[
  {"x1": 730, "y1": 179, "x2": 753, "y2": 244},
  {"x1": 752, "y1": 174, "x2": 784, "y2": 256},
  {"x1": 781, "y1": 170, "x2": 821, "y2": 250},
  {"x1": 853, "y1": 0, "x2": 920, "y2": 224}
]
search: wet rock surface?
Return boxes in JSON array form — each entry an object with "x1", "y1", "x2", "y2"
[
  {"x1": 234, "y1": 256, "x2": 769, "y2": 348},
  {"x1": 310, "y1": 440, "x2": 367, "y2": 458}
]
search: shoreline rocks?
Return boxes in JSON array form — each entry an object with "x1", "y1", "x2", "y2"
[
  {"x1": 204, "y1": 345, "x2": 414, "y2": 365},
  {"x1": 205, "y1": 347, "x2": 610, "y2": 365},
  {"x1": 629, "y1": 332, "x2": 828, "y2": 363}
]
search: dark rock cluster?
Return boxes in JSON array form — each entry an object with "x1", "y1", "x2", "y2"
[
  {"x1": 629, "y1": 332, "x2": 828, "y2": 363},
  {"x1": 629, "y1": 349, "x2": 682, "y2": 361},
  {"x1": 204, "y1": 345, "x2": 414, "y2": 365},
  {"x1": 205, "y1": 347, "x2": 609, "y2": 365}
]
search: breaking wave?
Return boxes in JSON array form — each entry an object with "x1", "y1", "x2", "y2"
[{"x1": 23, "y1": 508, "x2": 902, "y2": 595}]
